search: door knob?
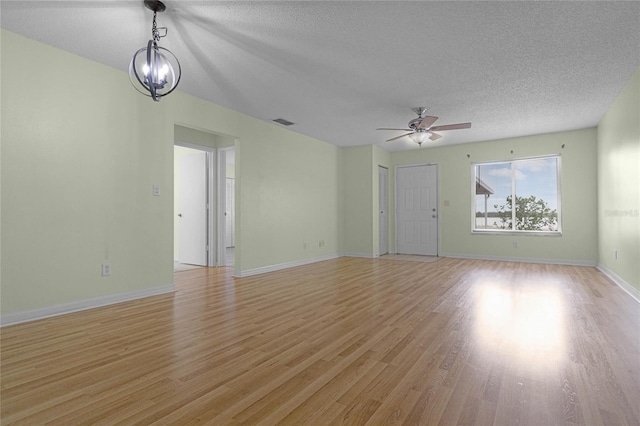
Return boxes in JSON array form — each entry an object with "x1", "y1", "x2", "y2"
[
  {"x1": 178, "y1": 213, "x2": 182, "y2": 217},
  {"x1": 432, "y1": 215, "x2": 437, "y2": 218}
]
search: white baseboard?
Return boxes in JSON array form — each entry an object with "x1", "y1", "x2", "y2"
[
  {"x1": 339, "y1": 252, "x2": 376, "y2": 259},
  {"x1": 1, "y1": 284, "x2": 176, "y2": 327},
  {"x1": 8, "y1": 255, "x2": 630, "y2": 326},
  {"x1": 236, "y1": 254, "x2": 341, "y2": 277},
  {"x1": 440, "y1": 252, "x2": 597, "y2": 267},
  {"x1": 597, "y1": 264, "x2": 640, "y2": 303}
]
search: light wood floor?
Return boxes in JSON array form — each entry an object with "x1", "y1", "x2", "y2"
[{"x1": 1, "y1": 258, "x2": 639, "y2": 425}]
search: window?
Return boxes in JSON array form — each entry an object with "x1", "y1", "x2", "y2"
[{"x1": 473, "y1": 156, "x2": 561, "y2": 234}]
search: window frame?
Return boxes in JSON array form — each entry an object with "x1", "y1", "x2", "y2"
[{"x1": 471, "y1": 154, "x2": 562, "y2": 236}]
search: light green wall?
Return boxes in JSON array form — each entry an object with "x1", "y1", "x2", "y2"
[
  {"x1": 174, "y1": 125, "x2": 218, "y2": 148},
  {"x1": 391, "y1": 128, "x2": 599, "y2": 264},
  {"x1": 233, "y1": 120, "x2": 339, "y2": 271},
  {"x1": 218, "y1": 135, "x2": 236, "y2": 148},
  {"x1": 226, "y1": 163, "x2": 235, "y2": 179},
  {"x1": 338, "y1": 145, "x2": 391, "y2": 257},
  {"x1": 340, "y1": 146, "x2": 374, "y2": 255},
  {"x1": 597, "y1": 67, "x2": 640, "y2": 291},
  {"x1": 1, "y1": 30, "x2": 339, "y2": 315},
  {"x1": 2, "y1": 30, "x2": 175, "y2": 314}
]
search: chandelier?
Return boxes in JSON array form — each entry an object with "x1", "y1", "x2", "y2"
[{"x1": 129, "y1": 0, "x2": 181, "y2": 101}]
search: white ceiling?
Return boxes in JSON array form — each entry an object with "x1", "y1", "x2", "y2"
[{"x1": 2, "y1": 1, "x2": 639, "y2": 152}]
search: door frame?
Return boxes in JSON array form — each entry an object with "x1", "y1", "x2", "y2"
[
  {"x1": 217, "y1": 147, "x2": 234, "y2": 267},
  {"x1": 394, "y1": 162, "x2": 440, "y2": 256},
  {"x1": 378, "y1": 165, "x2": 389, "y2": 256},
  {"x1": 174, "y1": 141, "x2": 217, "y2": 267}
]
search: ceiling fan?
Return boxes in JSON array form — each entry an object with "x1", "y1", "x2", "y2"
[{"x1": 377, "y1": 107, "x2": 471, "y2": 146}]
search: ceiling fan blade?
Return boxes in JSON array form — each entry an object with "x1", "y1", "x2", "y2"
[
  {"x1": 429, "y1": 122, "x2": 471, "y2": 132},
  {"x1": 418, "y1": 116, "x2": 438, "y2": 129},
  {"x1": 377, "y1": 128, "x2": 412, "y2": 131},
  {"x1": 429, "y1": 132, "x2": 442, "y2": 141},
  {"x1": 386, "y1": 132, "x2": 414, "y2": 142}
]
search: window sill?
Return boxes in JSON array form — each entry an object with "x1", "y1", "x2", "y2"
[{"x1": 472, "y1": 230, "x2": 562, "y2": 237}]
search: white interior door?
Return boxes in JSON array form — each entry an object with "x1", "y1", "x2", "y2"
[
  {"x1": 225, "y1": 178, "x2": 235, "y2": 247},
  {"x1": 379, "y1": 166, "x2": 388, "y2": 256},
  {"x1": 177, "y1": 151, "x2": 207, "y2": 265},
  {"x1": 396, "y1": 164, "x2": 438, "y2": 256}
]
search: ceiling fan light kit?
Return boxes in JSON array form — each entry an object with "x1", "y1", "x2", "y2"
[
  {"x1": 377, "y1": 107, "x2": 471, "y2": 146},
  {"x1": 408, "y1": 131, "x2": 431, "y2": 146},
  {"x1": 129, "y1": 0, "x2": 181, "y2": 102}
]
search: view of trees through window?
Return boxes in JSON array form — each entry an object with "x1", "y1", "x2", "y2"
[{"x1": 474, "y1": 156, "x2": 560, "y2": 233}]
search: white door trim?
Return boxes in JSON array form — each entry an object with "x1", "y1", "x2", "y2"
[
  {"x1": 378, "y1": 165, "x2": 389, "y2": 256},
  {"x1": 175, "y1": 141, "x2": 217, "y2": 267},
  {"x1": 217, "y1": 147, "x2": 235, "y2": 267},
  {"x1": 394, "y1": 162, "x2": 440, "y2": 256}
]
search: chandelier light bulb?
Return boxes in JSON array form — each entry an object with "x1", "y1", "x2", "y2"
[{"x1": 158, "y1": 64, "x2": 169, "y2": 84}]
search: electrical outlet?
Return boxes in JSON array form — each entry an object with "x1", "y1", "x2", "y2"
[
  {"x1": 614, "y1": 249, "x2": 618, "y2": 260},
  {"x1": 303, "y1": 242, "x2": 308, "y2": 249},
  {"x1": 319, "y1": 240, "x2": 325, "y2": 247},
  {"x1": 102, "y1": 263, "x2": 111, "y2": 277},
  {"x1": 513, "y1": 242, "x2": 518, "y2": 248}
]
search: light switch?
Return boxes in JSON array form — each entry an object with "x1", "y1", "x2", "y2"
[{"x1": 153, "y1": 184, "x2": 161, "y2": 196}]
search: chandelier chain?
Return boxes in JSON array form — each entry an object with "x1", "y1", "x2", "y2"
[
  {"x1": 151, "y1": 11, "x2": 168, "y2": 41},
  {"x1": 152, "y1": 11, "x2": 159, "y2": 42}
]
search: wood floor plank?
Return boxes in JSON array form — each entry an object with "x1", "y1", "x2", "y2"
[
  {"x1": 277, "y1": 352, "x2": 384, "y2": 424},
  {"x1": 1, "y1": 257, "x2": 639, "y2": 425}
]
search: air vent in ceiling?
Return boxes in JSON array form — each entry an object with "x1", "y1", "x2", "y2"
[{"x1": 273, "y1": 118, "x2": 295, "y2": 126}]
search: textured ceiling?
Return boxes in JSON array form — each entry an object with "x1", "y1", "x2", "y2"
[{"x1": 2, "y1": 1, "x2": 639, "y2": 151}]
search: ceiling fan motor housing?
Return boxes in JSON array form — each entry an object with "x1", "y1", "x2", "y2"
[
  {"x1": 408, "y1": 117, "x2": 423, "y2": 129},
  {"x1": 409, "y1": 107, "x2": 429, "y2": 129}
]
